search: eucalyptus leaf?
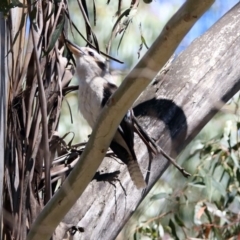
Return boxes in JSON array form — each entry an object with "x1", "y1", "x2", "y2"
[
  {"x1": 230, "y1": 150, "x2": 239, "y2": 168},
  {"x1": 169, "y1": 219, "x2": 180, "y2": 240},
  {"x1": 150, "y1": 192, "x2": 168, "y2": 201},
  {"x1": 174, "y1": 214, "x2": 185, "y2": 227},
  {"x1": 211, "y1": 178, "x2": 226, "y2": 196},
  {"x1": 45, "y1": 18, "x2": 65, "y2": 54}
]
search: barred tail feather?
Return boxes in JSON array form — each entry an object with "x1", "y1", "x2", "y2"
[{"x1": 127, "y1": 161, "x2": 147, "y2": 189}]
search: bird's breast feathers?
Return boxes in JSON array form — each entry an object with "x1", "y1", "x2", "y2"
[{"x1": 78, "y1": 76, "x2": 107, "y2": 128}]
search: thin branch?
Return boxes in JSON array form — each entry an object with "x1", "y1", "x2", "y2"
[
  {"x1": 159, "y1": 147, "x2": 191, "y2": 178},
  {"x1": 46, "y1": 0, "x2": 64, "y2": 51},
  {"x1": 76, "y1": 0, "x2": 99, "y2": 50},
  {"x1": 133, "y1": 116, "x2": 191, "y2": 178},
  {"x1": 63, "y1": 11, "x2": 123, "y2": 63},
  {"x1": 31, "y1": 28, "x2": 51, "y2": 204}
]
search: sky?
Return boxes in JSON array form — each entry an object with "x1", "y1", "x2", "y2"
[
  {"x1": 107, "y1": 0, "x2": 240, "y2": 70},
  {"x1": 154, "y1": 0, "x2": 239, "y2": 54},
  {"x1": 68, "y1": 0, "x2": 240, "y2": 70}
]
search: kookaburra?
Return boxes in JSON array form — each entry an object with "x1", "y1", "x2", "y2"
[{"x1": 66, "y1": 40, "x2": 147, "y2": 189}]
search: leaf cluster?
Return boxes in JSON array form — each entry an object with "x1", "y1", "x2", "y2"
[
  {"x1": 0, "y1": 0, "x2": 26, "y2": 17},
  {"x1": 133, "y1": 96, "x2": 240, "y2": 240}
]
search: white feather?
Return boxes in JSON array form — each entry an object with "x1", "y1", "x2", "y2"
[{"x1": 70, "y1": 45, "x2": 146, "y2": 189}]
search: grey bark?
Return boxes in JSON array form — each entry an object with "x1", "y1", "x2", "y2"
[
  {"x1": 60, "y1": 3, "x2": 240, "y2": 240},
  {"x1": 0, "y1": 13, "x2": 6, "y2": 237}
]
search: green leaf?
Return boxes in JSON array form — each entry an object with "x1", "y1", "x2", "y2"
[
  {"x1": 230, "y1": 150, "x2": 239, "y2": 168},
  {"x1": 190, "y1": 140, "x2": 204, "y2": 154},
  {"x1": 174, "y1": 214, "x2": 185, "y2": 227},
  {"x1": 143, "y1": 0, "x2": 153, "y2": 4},
  {"x1": 145, "y1": 227, "x2": 151, "y2": 234},
  {"x1": 12, "y1": 0, "x2": 27, "y2": 8},
  {"x1": 211, "y1": 160, "x2": 221, "y2": 176},
  {"x1": 223, "y1": 120, "x2": 232, "y2": 141},
  {"x1": 141, "y1": 35, "x2": 149, "y2": 49},
  {"x1": 203, "y1": 144, "x2": 212, "y2": 154},
  {"x1": 150, "y1": 192, "x2": 168, "y2": 201},
  {"x1": 29, "y1": 6, "x2": 37, "y2": 23},
  {"x1": 0, "y1": 0, "x2": 26, "y2": 15},
  {"x1": 111, "y1": 8, "x2": 131, "y2": 37},
  {"x1": 237, "y1": 121, "x2": 240, "y2": 130},
  {"x1": 211, "y1": 178, "x2": 226, "y2": 196},
  {"x1": 204, "y1": 205, "x2": 212, "y2": 223},
  {"x1": 0, "y1": 0, "x2": 12, "y2": 15},
  {"x1": 133, "y1": 231, "x2": 138, "y2": 240},
  {"x1": 236, "y1": 168, "x2": 240, "y2": 182},
  {"x1": 199, "y1": 167, "x2": 208, "y2": 176},
  {"x1": 224, "y1": 192, "x2": 235, "y2": 208},
  {"x1": 29, "y1": 6, "x2": 38, "y2": 32},
  {"x1": 45, "y1": 18, "x2": 65, "y2": 54},
  {"x1": 188, "y1": 181, "x2": 206, "y2": 188},
  {"x1": 205, "y1": 176, "x2": 212, "y2": 198},
  {"x1": 169, "y1": 219, "x2": 180, "y2": 240}
]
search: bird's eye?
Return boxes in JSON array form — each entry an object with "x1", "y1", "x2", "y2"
[{"x1": 88, "y1": 51, "x2": 94, "y2": 57}]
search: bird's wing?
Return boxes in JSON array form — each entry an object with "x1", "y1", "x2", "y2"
[
  {"x1": 118, "y1": 109, "x2": 137, "y2": 159},
  {"x1": 101, "y1": 81, "x2": 137, "y2": 159},
  {"x1": 102, "y1": 80, "x2": 146, "y2": 189},
  {"x1": 101, "y1": 81, "x2": 118, "y2": 107}
]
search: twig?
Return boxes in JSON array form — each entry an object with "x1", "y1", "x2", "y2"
[
  {"x1": 133, "y1": 116, "x2": 191, "y2": 178},
  {"x1": 31, "y1": 28, "x2": 52, "y2": 203},
  {"x1": 158, "y1": 147, "x2": 191, "y2": 178},
  {"x1": 135, "y1": 211, "x2": 172, "y2": 232}
]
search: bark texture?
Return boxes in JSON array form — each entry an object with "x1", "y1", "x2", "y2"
[{"x1": 61, "y1": 3, "x2": 240, "y2": 240}]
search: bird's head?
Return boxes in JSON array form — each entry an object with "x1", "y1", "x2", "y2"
[{"x1": 66, "y1": 40, "x2": 107, "y2": 80}]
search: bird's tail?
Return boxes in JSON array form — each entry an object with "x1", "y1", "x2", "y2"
[{"x1": 127, "y1": 160, "x2": 147, "y2": 189}]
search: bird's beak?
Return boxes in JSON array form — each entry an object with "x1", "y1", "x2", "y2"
[{"x1": 66, "y1": 40, "x2": 84, "y2": 57}]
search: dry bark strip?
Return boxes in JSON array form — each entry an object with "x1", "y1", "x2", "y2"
[{"x1": 61, "y1": 3, "x2": 240, "y2": 240}]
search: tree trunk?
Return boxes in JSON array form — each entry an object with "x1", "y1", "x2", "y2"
[{"x1": 62, "y1": 3, "x2": 240, "y2": 240}]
